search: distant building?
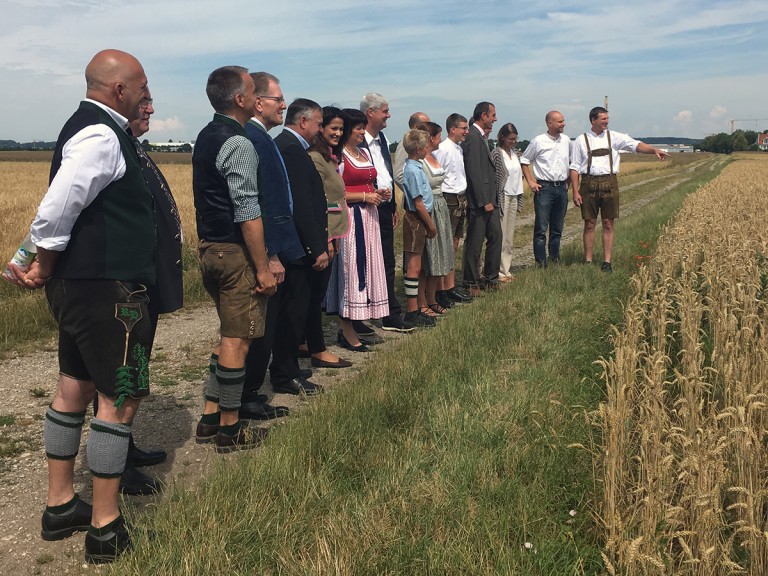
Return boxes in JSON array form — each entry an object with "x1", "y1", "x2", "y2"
[
  {"x1": 650, "y1": 143, "x2": 694, "y2": 154},
  {"x1": 148, "y1": 141, "x2": 194, "y2": 152},
  {"x1": 757, "y1": 133, "x2": 768, "y2": 151}
]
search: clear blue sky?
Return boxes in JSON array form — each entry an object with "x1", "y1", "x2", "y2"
[{"x1": 4, "y1": 0, "x2": 767, "y2": 143}]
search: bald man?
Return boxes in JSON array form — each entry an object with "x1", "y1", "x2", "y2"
[
  {"x1": 520, "y1": 110, "x2": 571, "y2": 267},
  {"x1": 394, "y1": 111, "x2": 430, "y2": 188},
  {"x1": 11, "y1": 49, "x2": 154, "y2": 564}
]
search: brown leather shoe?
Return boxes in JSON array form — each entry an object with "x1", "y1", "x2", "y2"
[
  {"x1": 215, "y1": 424, "x2": 268, "y2": 454},
  {"x1": 195, "y1": 421, "x2": 219, "y2": 444}
]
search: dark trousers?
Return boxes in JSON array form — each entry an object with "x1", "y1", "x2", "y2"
[
  {"x1": 305, "y1": 264, "x2": 332, "y2": 354},
  {"x1": 378, "y1": 201, "x2": 402, "y2": 320},
  {"x1": 243, "y1": 281, "x2": 283, "y2": 403},
  {"x1": 462, "y1": 207, "x2": 502, "y2": 287},
  {"x1": 269, "y1": 261, "x2": 313, "y2": 386}
]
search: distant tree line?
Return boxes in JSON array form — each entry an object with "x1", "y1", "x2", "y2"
[{"x1": 699, "y1": 129, "x2": 767, "y2": 154}]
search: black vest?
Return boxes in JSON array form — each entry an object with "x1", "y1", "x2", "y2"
[
  {"x1": 50, "y1": 101, "x2": 155, "y2": 283},
  {"x1": 192, "y1": 114, "x2": 247, "y2": 244}
]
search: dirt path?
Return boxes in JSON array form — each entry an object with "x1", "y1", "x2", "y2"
[{"x1": 0, "y1": 155, "x2": 723, "y2": 574}]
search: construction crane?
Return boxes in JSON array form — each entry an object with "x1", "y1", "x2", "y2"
[{"x1": 729, "y1": 118, "x2": 768, "y2": 133}]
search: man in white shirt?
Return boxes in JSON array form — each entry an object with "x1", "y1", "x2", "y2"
[
  {"x1": 520, "y1": 110, "x2": 571, "y2": 267},
  {"x1": 434, "y1": 113, "x2": 472, "y2": 303},
  {"x1": 569, "y1": 106, "x2": 668, "y2": 272},
  {"x1": 11, "y1": 49, "x2": 155, "y2": 564},
  {"x1": 361, "y1": 93, "x2": 415, "y2": 332}
]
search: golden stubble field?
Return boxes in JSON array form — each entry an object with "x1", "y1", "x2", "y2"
[
  {"x1": 0, "y1": 150, "x2": 701, "y2": 266},
  {"x1": 0, "y1": 153, "x2": 197, "y2": 267}
]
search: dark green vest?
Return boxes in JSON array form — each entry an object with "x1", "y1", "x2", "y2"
[{"x1": 50, "y1": 102, "x2": 156, "y2": 283}]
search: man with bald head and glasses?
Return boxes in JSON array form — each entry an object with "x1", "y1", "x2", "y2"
[{"x1": 6, "y1": 49, "x2": 159, "y2": 564}]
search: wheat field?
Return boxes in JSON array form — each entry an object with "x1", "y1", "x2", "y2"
[{"x1": 596, "y1": 153, "x2": 768, "y2": 575}]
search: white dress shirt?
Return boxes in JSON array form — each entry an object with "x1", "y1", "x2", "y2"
[
  {"x1": 502, "y1": 149, "x2": 523, "y2": 196},
  {"x1": 364, "y1": 131, "x2": 393, "y2": 197},
  {"x1": 434, "y1": 138, "x2": 467, "y2": 195},
  {"x1": 31, "y1": 98, "x2": 129, "y2": 251},
  {"x1": 569, "y1": 130, "x2": 639, "y2": 175},
  {"x1": 520, "y1": 132, "x2": 571, "y2": 182}
]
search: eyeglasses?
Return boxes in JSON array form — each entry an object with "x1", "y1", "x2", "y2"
[
  {"x1": 258, "y1": 95, "x2": 285, "y2": 104},
  {"x1": 139, "y1": 98, "x2": 153, "y2": 110}
]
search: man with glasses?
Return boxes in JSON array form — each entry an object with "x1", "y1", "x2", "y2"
[
  {"x1": 241, "y1": 72, "x2": 322, "y2": 404},
  {"x1": 434, "y1": 113, "x2": 473, "y2": 304}
]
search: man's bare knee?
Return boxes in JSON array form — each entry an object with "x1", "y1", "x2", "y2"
[
  {"x1": 52, "y1": 375, "x2": 95, "y2": 412},
  {"x1": 94, "y1": 393, "x2": 141, "y2": 423}
]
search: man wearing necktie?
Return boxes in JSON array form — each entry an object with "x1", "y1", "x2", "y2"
[
  {"x1": 242, "y1": 72, "x2": 321, "y2": 401},
  {"x1": 461, "y1": 101, "x2": 501, "y2": 296}
]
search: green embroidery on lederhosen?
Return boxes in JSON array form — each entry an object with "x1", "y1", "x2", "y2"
[
  {"x1": 114, "y1": 303, "x2": 143, "y2": 407},
  {"x1": 131, "y1": 343, "x2": 149, "y2": 391}
]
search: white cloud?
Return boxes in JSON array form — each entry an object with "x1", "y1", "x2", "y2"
[
  {"x1": 674, "y1": 111, "x2": 693, "y2": 123},
  {"x1": 146, "y1": 116, "x2": 185, "y2": 135},
  {"x1": 3, "y1": 1, "x2": 768, "y2": 141},
  {"x1": 710, "y1": 106, "x2": 728, "y2": 119}
]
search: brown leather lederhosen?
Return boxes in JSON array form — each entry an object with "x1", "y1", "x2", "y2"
[{"x1": 580, "y1": 130, "x2": 619, "y2": 197}]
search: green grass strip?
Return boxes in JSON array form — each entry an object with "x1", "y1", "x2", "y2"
[{"x1": 112, "y1": 161, "x2": 724, "y2": 574}]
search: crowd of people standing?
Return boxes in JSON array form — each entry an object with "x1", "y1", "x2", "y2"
[{"x1": 3, "y1": 50, "x2": 669, "y2": 564}]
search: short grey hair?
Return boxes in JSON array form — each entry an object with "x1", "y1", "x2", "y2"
[
  {"x1": 251, "y1": 71, "x2": 280, "y2": 95},
  {"x1": 285, "y1": 98, "x2": 321, "y2": 126},
  {"x1": 206, "y1": 65, "x2": 249, "y2": 113},
  {"x1": 360, "y1": 92, "x2": 388, "y2": 114}
]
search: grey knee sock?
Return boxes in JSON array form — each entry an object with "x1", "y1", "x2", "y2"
[
  {"x1": 204, "y1": 353, "x2": 219, "y2": 403},
  {"x1": 87, "y1": 418, "x2": 131, "y2": 478},
  {"x1": 216, "y1": 364, "x2": 245, "y2": 412},
  {"x1": 44, "y1": 406, "x2": 86, "y2": 460}
]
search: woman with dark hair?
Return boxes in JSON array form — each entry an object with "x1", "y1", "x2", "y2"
[
  {"x1": 492, "y1": 122, "x2": 523, "y2": 281},
  {"x1": 324, "y1": 108, "x2": 388, "y2": 351},
  {"x1": 297, "y1": 106, "x2": 353, "y2": 368}
]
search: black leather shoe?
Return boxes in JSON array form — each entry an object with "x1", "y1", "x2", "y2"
[
  {"x1": 447, "y1": 287, "x2": 472, "y2": 303},
  {"x1": 337, "y1": 332, "x2": 369, "y2": 352},
  {"x1": 351, "y1": 320, "x2": 376, "y2": 337},
  {"x1": 300, "y1": 368, "x2": 313, "y2": 379},
  {"x1": 311, "y1": 357, "x2": 353, "y2": 368},
  {"x1": 128, "y1": 445, "x2": 166, "y2": 468},
  {"x1": 435, "y1": 291, "x2": 454, "y2": 309},
  {"x1": 272, "y1": 377, "x2": 324, "y2": 396},
  {"x1": 41, "y1": 494, "x2": 92, "y2": 541},
  {"x1": 119, "y1": 465, "x2": 160, "y2": 496},
  {"x1": 239, "y1": 400, "x2": 290, "y2": 420},
  {"x1": 84, "y1": 515, "x2": 132, "y2": 564}
]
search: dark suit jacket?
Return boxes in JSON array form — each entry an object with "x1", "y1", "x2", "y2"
[
  {"x1": 274, "y1": 129, "x2": 329, "y2": 264},
  {"x1": 461, "y1": 126, "x2": 497, "y2": 210},
  {"x1": 361, "y1": 130, "x2": 395, "y2": 215},
  {"x1": 245, "y1": 120, "x2": 305, "y2": 262},
  {"x1": 141, "y1": 150, "x2": 183, "y2": 316}
]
